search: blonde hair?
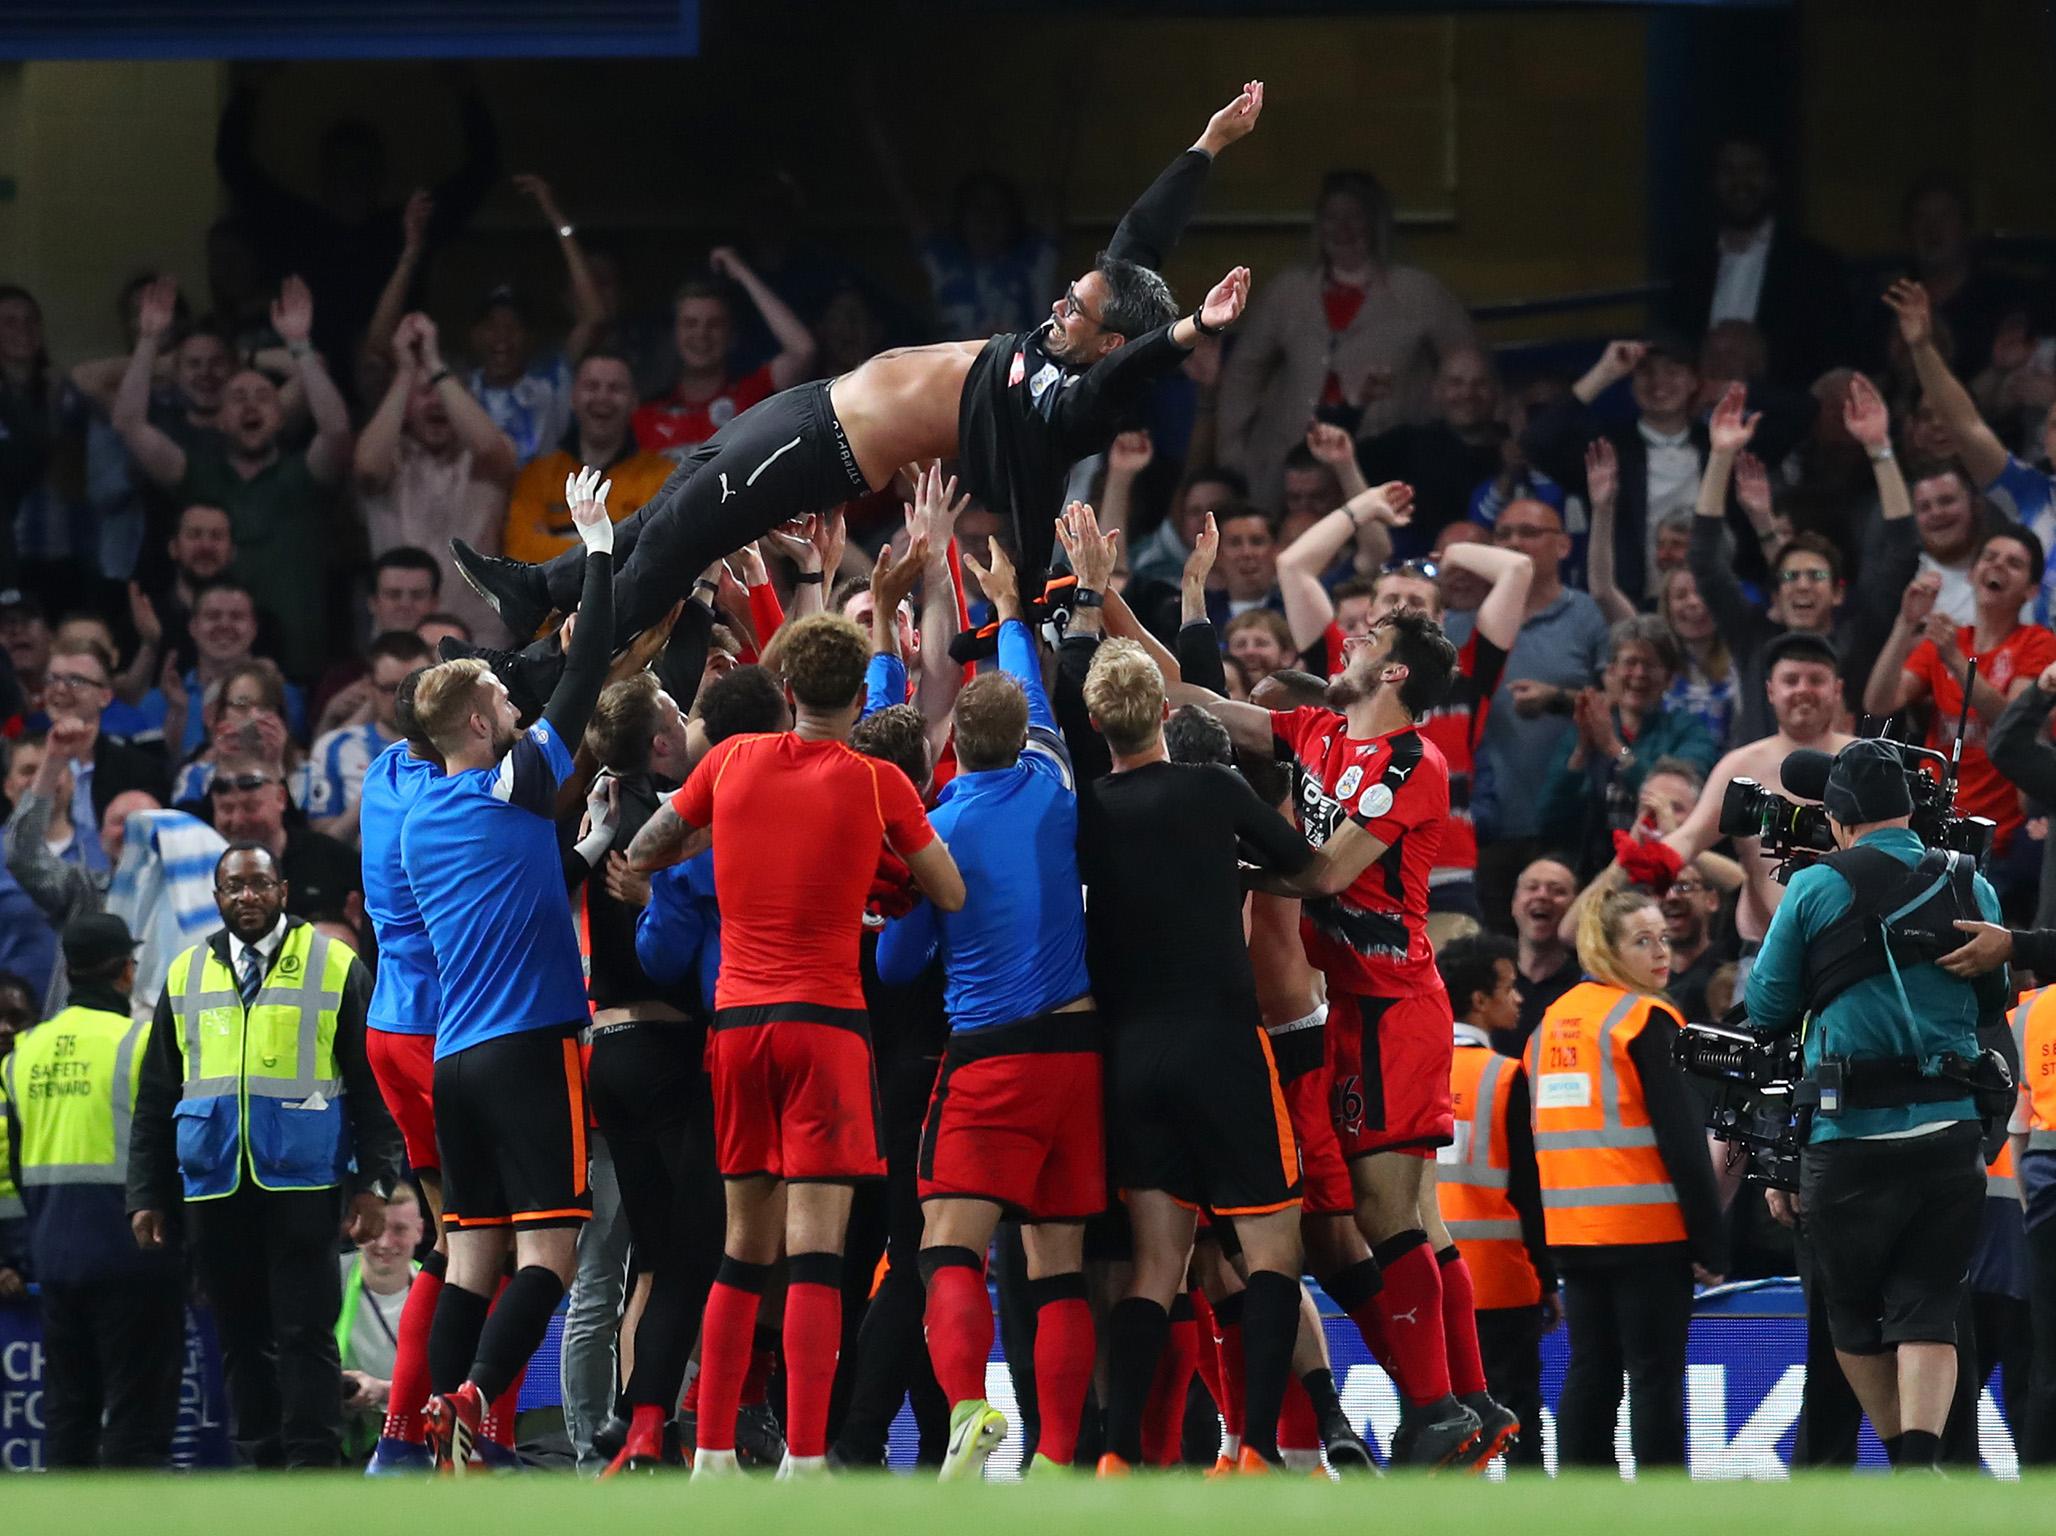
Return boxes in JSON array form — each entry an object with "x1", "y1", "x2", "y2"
[
  {"x1": 1083, "y1": 639, "x2": 1164, "y2": 755},
  {"x1": 410, "y1": 657, "x2": 492, "y2": 755},
  {"x1": 1576, "y1": 886, "x2": 1662, "y2": 995}
]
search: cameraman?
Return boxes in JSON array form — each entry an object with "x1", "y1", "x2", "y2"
[{"x1": 1743, "y1": 739, "x2": 2011, "y2": 1472}]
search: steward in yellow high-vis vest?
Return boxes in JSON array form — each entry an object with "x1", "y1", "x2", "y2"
[
  {"x1": 125, "y1": 844, "x2": 404, "y2": 1469},
  {"x1": 2, "y1": 914, "x2": 184, "y2": 1468}
]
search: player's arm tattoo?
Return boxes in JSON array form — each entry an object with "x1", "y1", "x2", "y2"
[{"x1": 627, "y1": 802, "x2": 709, "y2": 873}]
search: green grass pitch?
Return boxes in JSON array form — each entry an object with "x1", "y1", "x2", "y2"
[{"x1": 5, "y1": 1469, "x2": 2042, "y2": 1535}]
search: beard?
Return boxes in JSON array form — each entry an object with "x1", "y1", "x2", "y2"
[{"x1": 1324, "y1": 674, "x2": 1366, "y2": 709}]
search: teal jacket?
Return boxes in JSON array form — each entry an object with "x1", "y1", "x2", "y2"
[
  {"x1": 1536, "y1": 701, "x2": 1720, "y2": 872},
  {"x1": 1743, "y1": 827, "x2": 2008, "y2": 1142}
]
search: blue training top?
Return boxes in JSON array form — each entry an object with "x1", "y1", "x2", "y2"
[
  {"x1": 400, "y1": 719, "x2": 589, "y2": 1059},
  {"x1": 876, "y1": 618, "x2": 1089, "y2": 1030},
  {"x1": 358, "y1": 741, "x2": 440, "y2": 1037}
]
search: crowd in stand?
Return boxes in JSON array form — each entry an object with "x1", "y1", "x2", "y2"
[{"x1": 4, "y1": 72, "x2": 2056, "y2": 1473}]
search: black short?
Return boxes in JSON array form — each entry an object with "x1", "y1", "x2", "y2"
[
  {"x1": 540, "y1": 378, "x2": 870, "y2": 634},
  {"x1": 1106, "y1": 1020, "x2": 1300, "y2": 1216},
  {"x1": 1799, "y1": 1122, "x2": 1984, "y2": 1353},
  {"x1": 434, "y1": 1022, "x2": 591, "y2": 1231}
]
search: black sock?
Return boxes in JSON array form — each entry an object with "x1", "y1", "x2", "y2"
[
  {"x1": 1898, "y1": 1429, "x2": 1939, "y2": 1468},
  {"x1": 1882, "y1": 1432, "x2": 1905, "y2": 1465},
  {"x1": 428, "y1": 1283, "x2": 491, "y2": 1396},
  {"x1": 470, "y1": 1266, "x2": 567, "y2": 1402},
  {"x1": 1103, "y1": 1297, "x2": 1169, "y2": 1465},
  {"x1": 1238, "y1": 1270, "x2": 1300, "y2": 1463},
  {"x1": 1301, "y1": 1365, "x2": 1344, "y2": 1428}
]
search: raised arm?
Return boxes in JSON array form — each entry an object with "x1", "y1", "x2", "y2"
[
  {"x1": 110, "y1": 275, "x2": 188, "y2": 488},
  {"x1": 1104, "y1": 81, "x2": 1262, "y2": 270},
  {"x1": 1441, "y1": 540, "x2": 1533, "y2": 654},
  {"x1": 1843, "y1": 372, "x2": 1912, "y2": 525},
  {"x1": 1884, "y1": 279, "x2": 2010, "y2": 488},
  {"x1": 1276, "y1": 477, "x2": 1411, "y2": 652},
  {"x1": 413, "y1": 314, "x2": 516, "y2": 485},
  {"x1": 363, "y1": 190, "x2": 432, "y2": 368},
  {"x1": 1056, "y1": 500, "x2": 1180, "y2": 686},
  {"x1": 353, "y1": 323, "x2": 416, "y2": 493},
  {"x1": 1583, "y1": 437, "x2": 1637, "y2": 625},
  {"x1": 902, "y1": 465, "x2": 967, "y2": 730},
  {"x1": 963, "y1": 538, "x2": 1059, "y2": 736},
  {"x1": 516, "y1": 175, "x2": 606, "y2": 363},
  {"x1": 271, "y1": 277, "x2": 353, "y2": 485},
  {"x1": 1097, "y1": 430, "x2": 1151, "y2": 552},
  {"x1": 710, "y1": 246, "x2": 816, "y2": 390},
  {"x1": 543, "y1": 468, "x2": 617, "y2": 744}
]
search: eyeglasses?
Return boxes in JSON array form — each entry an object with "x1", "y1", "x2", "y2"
[
  {"x1": 217, "y1": 875, "x2": 280, "y2": 896},
  {"x1": 1666, "y1": 879, "x2": 1709, "y2": 897},
  {"x1": 1778, "y1": 567, "x2": 1833, "y2": 586},
  {"x1": 1382, "y1": 559, "x2": 1440, "y2": 581},
  {"x1": 1062, "y1": 284, "x2": 1109, "y2": 330},
  {"x1": 211, "y1": 772, "x2": 277, "y2": 794},
  {"x1": 44, "y1": 670, "x2": 109, "y2": 693}
]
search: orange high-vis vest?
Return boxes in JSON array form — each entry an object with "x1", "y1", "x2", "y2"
[
  {"x1": 1526, "y1": 982, "x2": 1687, "y2": 1247},
  {"x1": 1439, "y1": 1038, "x2": 1543, "y2": 1309},
  {"x1": 2017, "y1": 986, "x2": 2056, "y2": 1155}
]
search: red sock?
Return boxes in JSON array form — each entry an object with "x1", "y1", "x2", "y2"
[
  {"x1": 1217, "y1": 1312, "x2": 1247, "y2": 1440},
  {"x1": 623, "y1": 1402, "x2": 667, "y2": 1460},
  {"x1": 1189, "y1": 1292, "x2": 1227, "y2": 1425},
  {"x1": 783, "y1": 1280, "x2": 842, "y2": 1459},
  {"x1": 1376, "y1": 1241, "x2": 1451, "y2": 1405},
  {"x1": 1345, "y1": 1297, "x2": 1395, "y2": 1378},
  {"x1": 1278, "y1": 1373, "x2": 1321, "y2": 1452},
  {"x1": 923, "y1": 1261, "x2": 993, "y2": 1407},
  {"x1": 380, "y1": 1264, "x2": 443, "y2": 1444},
  {"x1": 1032, "y1": 1293, "x2": 1094, "y2": 1465},
  {"x1": 1436, "y1": 1247, "x2": 1488, "y2": 1397},
  {"x1": 1142, "y1": 1306, "x2": 1198, "y2": 1466},
  {"x1": 485, "y1": 1360, "x2": 526, "y2": 1448},
  {"x1": 681, "y1": 1366, "x2": 701, "y2": 1417},
  {"x1": 695, "y1": 1280, "x2": 762, "y2": 1453},
  {"x1": 740, "y1": 1325, "x2": 778, "y2": 1406}
]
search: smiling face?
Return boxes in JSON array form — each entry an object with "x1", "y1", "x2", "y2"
[
  {"x1": 1913, "y1": 470, "x2": 1978, "y2": 563},
  {"x1": 191, "y1": 588, "x2": 257, "y2": 665},
  {"x1": 370, "y1": 565, "x2": 437, "y2": 634},
  {"x1": 1044, "y1": 269, "x2": 1123, "y2": 365},
  {"x1": 1973, "y1": 533, "x2": 2038, "y2": 614},
  {"x1": 1631, "y1": 353, "x2": 1699, "y2": 421},
  {"x1": 1766, "y1": 656, "x2": 1839, "y2": 737},
  {"x1": 1660, "y1": 864, "x2": 1720, "y2": 948},
  {"x1": 572, "y1": 355, "x2": 635, "y2": 440},
  {"x1": 1513, "y1": 859, "x2": 1577, "y2": 945},
  {"x1": 1770, "y1": 546, "x2": 1838, "y2": 631},
  {"x1": 1433, "y1": 348, "x2": 1500, "y2": 433},
  {"x1": 473, "y1": 304, "x2": 532, "y2": 384},
  {"x1": 1605, "y1": 638, "x2": 1671, "y2": 713},
  {"x1": 175, "y1": 332, "x2": 232, "y2": 414},
  {"x1": 1218, "y1": 513, "x2": 1277, "y2": 600},
  {"x1": 1661, "y1": 567, "x2": 1715, "y2": 643}
]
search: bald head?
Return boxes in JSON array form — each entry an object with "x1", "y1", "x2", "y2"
[
  {"x1": 1434, "y1": 346, "x2": 1501, "y2": 434},
  {"x1": 1511, "y1": 858, "x2": 1577, "y2": 946},
  {"x1": 1492, "y1": 498, "x2": 1568, "y2": 592}
]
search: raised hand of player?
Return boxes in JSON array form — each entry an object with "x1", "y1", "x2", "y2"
[
  {"x1": 1055, "y1": 500, "x2": 1119, "y2": 592},
  {"x1": 902, "y1": 462, "x2": 969, "y2": 557},
  {"x1": 871, "y1": 533, "x2": 929, "y2": 618},
  {"x1": 1842, "y1": 372, "x2": 1891, "y2": 451},
  {"x1": 1707, "y1": 382, "x2": 1760, "y2": 455},
  {"x1": 1183, "y1": 511, "x2": 1219, "y2": 591},
  {"x1": 1197, "y1": 267, "x2": 1251, "y2": 334},
  {"x1": 1883, "y1": 278, "x2": 1934, "y2": 350},
  {"x1": 962, "y1": 538, "x2": 1022, "y2": 624},
  {"x1": 1198, "y1": 80, "x2": 1264, "y2": 154},
  {"x1": 566, "y1": 464, "x2": 614, "y2": 553}
]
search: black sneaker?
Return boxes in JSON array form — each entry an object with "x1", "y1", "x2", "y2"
[
  {"x1": 1320, "y1": 1411, "x2": 1380, "y2": 1475},
  {"x1": 735, "y1": 1401, "x2": 786, "y2": 1469},
  {"x1": 1388, "y1": 1396, "x2": 1482, "y2": 1472},
  {"x1": 590, "y1": 1412, "x2": 630, "y2": 1465},
  {"x1": 452, "y1": 538, "x2": 551, "y2": 641},
  {"x1": 1457, "y1": 1392, "x2": 1519, "y2": 1471}
]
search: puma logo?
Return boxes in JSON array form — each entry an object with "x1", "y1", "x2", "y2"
[
  {"x1": 1389, "y1": 1307, "x2": 1419, "y2": 1327},
  {"x1": 719, "y1": 473, "x2": 736, "y2": 502}
]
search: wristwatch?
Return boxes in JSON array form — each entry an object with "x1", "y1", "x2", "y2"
[
  {"x1": 1072, "y1": 587, "x2": 1107, "y2": 609},
  {"x1": 1191, "y1": 309, "x2": 1225, "y2": 338},
  {"x1": 557, "y1": 223, "x2": 576, "y2": 240},
  {"x1": 792, "y1": 571, "x2": 825, "y2": 585},
  {"x1": 1868, "y1": 444, "x2": 1895, "y2": 463}
]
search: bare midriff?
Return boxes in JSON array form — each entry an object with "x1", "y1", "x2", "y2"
[{"x1": 829, "y1": 340, "x2": 984, "y2": 489}]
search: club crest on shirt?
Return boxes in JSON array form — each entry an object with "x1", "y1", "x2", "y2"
[
  {"x1": 1335, "y1": 764, "x2": 1364, "y2": 800},
  {"x1": 1008, "y1": 350, "x2": 1027, "y2": 387},
  {"x1": 709, "y1": 396, "x2": 738, "y2": 429},
  {"x1": 1360, "y1": 783, "x2": 1395, "y2": 819},
  {"x1": 1028, "y1": 362, "x2": 1061, "y2": 400}
]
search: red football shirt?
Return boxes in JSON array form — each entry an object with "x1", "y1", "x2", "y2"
[
  {"x1": 1308, "y1": 629, "x2": 1502, "y2": 884},
  {"x1": 1270, "y1": 706, "x2": 1448, "y2": 997},
  {"x1": 673, "y1": 732, "x2": 937, "y2": 1010},
  {"x1": 632, "y1": 363, "x2": 778, "y2": 461},
  {"x1": 1904, "y1": 622, "x2": 2056, "y2": 853}
]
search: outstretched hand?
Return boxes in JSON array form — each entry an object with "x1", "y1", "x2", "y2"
[
  {"x1": 962, "y1": 539, "x2": 1022, "y2": 624},
  {"x1": 567, "y1": 465, "x2": 615, "y2": 553},
  {"x1": 1884, "y1": 279, "x2": 1934, "y2": 351},
  {"x1": 1197, "y1": 267, "x2": 1251, "y2": 334},
  {"x1": 1183, "y1": 511, "x2": 1219, "y2": 589},
  {"x1": 1708, "y1": 382, "x2": 1761, "y2": 454},
  {"x1": 1198, "y1": 81, "x2": 1265, "y2": 154},
  {"x1": 870, "y1": 534, "x2": 930, "y2": 617},
  {"x1": 902, "y1": 462, "x2": 969, "y2": 554},
  {"x1": 271, "y1": 275, "x2": 314, "y2": 347},
  {"x1": 1055, "y1": 500, "x2": 1119, "y2": 591}
]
